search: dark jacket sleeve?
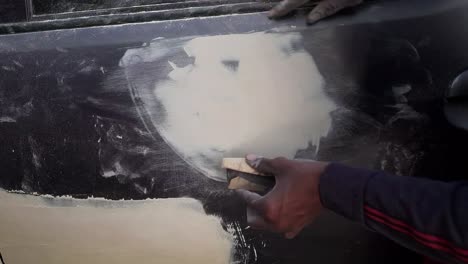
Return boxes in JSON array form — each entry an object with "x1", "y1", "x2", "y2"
[{"x1": 319, "y1": 163, "x2": 468, "y2": 264}]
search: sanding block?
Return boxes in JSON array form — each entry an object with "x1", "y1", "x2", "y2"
[{"x1": 222, "y1": 158, "x2": 275, "y2": 193}]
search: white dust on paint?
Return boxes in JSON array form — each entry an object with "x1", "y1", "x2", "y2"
[
  {"x1": 0, "y1": 117, "x2": 16, "y2": 123},
  {"x1": 0, "y1": 190, "x2": 233, "y2": 264},
  {"x1": 153, "y1": 32, "x2": 336, "y2": 181}
]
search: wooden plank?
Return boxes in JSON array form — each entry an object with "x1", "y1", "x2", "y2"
[{"x1": 222, "y1": 158, "x2": 263, "y2": 175}]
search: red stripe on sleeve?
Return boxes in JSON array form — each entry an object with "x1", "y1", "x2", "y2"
[
  {"x1": 365, "y1": 213, "x2": 468, "y2": 263},
  {"x1": 365, "y1": 205, "x2": 468, "y2": 255},
  {"x1": 365, "y1": 205, "x2": 468, "y2": 262}
]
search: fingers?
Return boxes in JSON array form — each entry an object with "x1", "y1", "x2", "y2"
[
  {"x1": 236, "y1": 189, "x2": 272, "y2": 229},
  {"x1": 245, "y1": 154, "x2": 289, "y2": 176},
  {"x1": 236, "y1": 188, "x2": 305, "y2": 237},
  {"x1": 236, "y1": 189, "x2": 270, "y2": 218},
  {"x1": 268, "y1": 0, "x2": 364, "y2": 24},
  {"x1": 246, "y1": 207, "x2": 271, "y2": 230},
  {"x1": 307, "y1": 0, "x2": 363, "y2": 25},
  {"x1": 268, "y1": 0, "x2": 309, "y2": 19}
]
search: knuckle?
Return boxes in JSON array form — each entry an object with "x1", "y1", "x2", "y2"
[
  {"x1": 273, "y1": 157, "x2": 292, "y2": 171},
  {"x1": 259, "y1": 159, "x2": 273, "y2": 171}
]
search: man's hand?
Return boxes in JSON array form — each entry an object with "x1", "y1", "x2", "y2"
[
  {"x1": 268, "y1": 0, "x2": 363, "y2": 25},
  {"x1": 236, "y1": 154, "x2": 329, "y2": 239}
]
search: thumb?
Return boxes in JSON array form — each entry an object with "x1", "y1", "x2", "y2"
[{"x1": 245, "y1": 154, "x2": 278, "y2": 175}]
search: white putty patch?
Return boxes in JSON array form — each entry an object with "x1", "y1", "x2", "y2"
[
  {"x1": 153, "y1": 32, "x2": 336, "y2": 181},
  {"x1": 0, "y1": 190, "x2": 233, "y2": 264}
]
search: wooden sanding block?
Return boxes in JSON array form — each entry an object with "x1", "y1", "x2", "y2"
[{"x1": 222, "y1": 158, "x2": 275, "y2": 193}]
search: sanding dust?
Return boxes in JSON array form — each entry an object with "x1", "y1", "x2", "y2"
[
  {"x1": 154, "y1": 32, "x2": 336, "y2": 181},
  {"x1": 0, "y1": 190, "x2": 233, "y2": 264}
]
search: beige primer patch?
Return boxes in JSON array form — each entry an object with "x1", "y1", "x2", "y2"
[
  {"x1": 154, "y1": 32, "x2": 336, "y2": 181},
  {"x1": 0, "y1": 190, "x2": 233, "y2": 264}
]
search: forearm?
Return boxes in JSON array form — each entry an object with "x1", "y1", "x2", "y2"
[{"x1": 319, "y1": 163, "x2": 468, "y2": 264}]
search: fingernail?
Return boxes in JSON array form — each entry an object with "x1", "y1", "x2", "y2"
[
  {"x1": 285, "y1": 232, "x2": 295, "y2": 239},
  {"x1": 246, "y1": 154, "x2": 258, "y2": 162}
]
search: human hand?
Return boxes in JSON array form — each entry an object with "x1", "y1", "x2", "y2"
[
  {"x1": 236, "y1": 154, "x2": 329, "y2": 239},
  {"x1": 268, "y1": 0, "x2": 363, "y2": 25}
]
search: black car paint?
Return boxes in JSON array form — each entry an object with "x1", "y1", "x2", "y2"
[{"x1": 0, "y1": 1, "x2": 467, "y2": 263}]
